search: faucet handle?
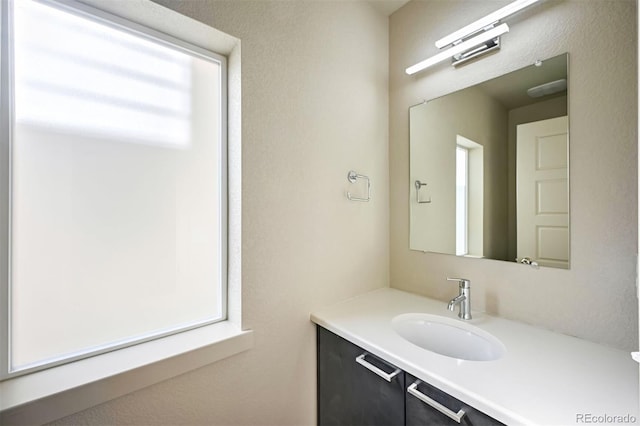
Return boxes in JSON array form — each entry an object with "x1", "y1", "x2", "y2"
[{"x1": 446, "y1": 277, "x2": 470, "y2": 288}]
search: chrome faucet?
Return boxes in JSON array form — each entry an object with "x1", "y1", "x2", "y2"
[{"x1": 446, "y1": 277, "x2": 471, "y2": 320}]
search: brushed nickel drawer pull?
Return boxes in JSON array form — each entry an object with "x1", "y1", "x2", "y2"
[
  {"x1": 355, "y1": 353, "x2": 401, "y2": 382},
  {"x1": 407, "y1": 381, "x2": 466, "y2": 423}
]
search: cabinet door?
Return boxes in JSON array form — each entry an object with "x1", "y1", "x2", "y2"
[
  {"x1": 317, "y1": 326, "x2": 405, "y2": 426},
  {"x1": 405, "y1": 374, "x2": 505, "y2": 426}
]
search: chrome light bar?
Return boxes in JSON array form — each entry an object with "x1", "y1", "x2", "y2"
[
  {"x1": 435, "y1": 0, "x2": 540, "y2": 49},
  {"x1": 405, "y1": 0, "x2": 541, "y2": 75},
  {"x1": 405, "y1": 23, "x2": 509, "y2": 75}
]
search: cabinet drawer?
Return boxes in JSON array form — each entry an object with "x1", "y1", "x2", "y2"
[
  {"x1": 405, "y1": 373, "x2": 505, "y2": 426},
  {"x1": 317, "y1": 326, "x2": 405, "y2": 426}
]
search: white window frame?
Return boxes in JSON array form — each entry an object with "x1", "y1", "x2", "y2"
[
  {"x1": 3, "y1": 0, "x2": 228, "y2": 379},
  {"x1": 0, "y1": 1, "x2": 250, "y2": 423},
  {"x1": 456, "y1": 135, "x2": 484, "y2": 258},
  {"x1": 456, "y1": 145, "x2": 469, "y2": 256}
]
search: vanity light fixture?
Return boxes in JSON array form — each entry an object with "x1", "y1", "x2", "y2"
[
  {"x1": 435, "y1": 0, "x2": 541, "y2": 49},
  {"x1": 405, "y1": 0, "x2": 541, "y2": 75},
  {"x1": 405, "y1": 24, "x2": 509, "y2": 75}
]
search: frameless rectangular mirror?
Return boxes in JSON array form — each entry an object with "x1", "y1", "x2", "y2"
[{"x1": 409, "y1": 53, "x2": 569, "y2": 269}]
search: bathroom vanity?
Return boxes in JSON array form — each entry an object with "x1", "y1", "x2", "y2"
[
  {"x1": 311, "y1": 288, "x2": 639, "y2": 425},
  {"x1": 318, "y1": 326, "x2": 504, "y2": 425}
]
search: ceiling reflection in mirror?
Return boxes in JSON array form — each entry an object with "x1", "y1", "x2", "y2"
[{"x1": 409, "y1": 53, "x2": 569, "y2": 269}]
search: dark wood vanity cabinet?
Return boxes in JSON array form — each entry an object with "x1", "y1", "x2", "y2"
[
  {"x1": 317, "y1": 326, "x2": 505, "y2": 426},
  {"x1": 317, "y1": 326, "x2": 405, "y2": 426}
]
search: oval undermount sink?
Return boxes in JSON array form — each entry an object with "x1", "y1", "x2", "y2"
[{"x1": 392, "y1": 313, "x2": 506, "y2": 361}]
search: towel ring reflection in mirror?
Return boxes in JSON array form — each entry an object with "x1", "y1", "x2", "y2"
[
  {"x1": 347, "y1": 171, "x2": 371, "y2": 202},
  {"x1": 415, "y1": 180, "x2": 431, "y2": 204}
]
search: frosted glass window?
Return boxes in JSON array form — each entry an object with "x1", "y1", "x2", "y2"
[
  {"x1": 14, "y1": 0, "x2": 192, "y2": 147},
  {"x1": 6, "y1": 0, "x2": 226, "y2": 373},
  {"x1": 456, "y1": 146, "x2": 468, "y2": 256}
]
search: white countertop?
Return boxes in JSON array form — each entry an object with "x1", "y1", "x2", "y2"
[{"x1": 311, "y1": 288, "x2": 639, "y2": 425}]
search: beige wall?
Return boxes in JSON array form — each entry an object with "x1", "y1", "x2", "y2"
[
  {"x1": 409, "y1": 86, "x2": 508, "y2": 259},
  {"x1": 391, "y1": 0, "x2": 638, "y2": 351},
  {"x1": 49, "y1": 1, "x2": 389, "y2": 424}
]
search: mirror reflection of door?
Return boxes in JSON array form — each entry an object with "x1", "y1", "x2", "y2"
[{"x1": 516, "y1": 116, "x2": 569, "y2": 269}]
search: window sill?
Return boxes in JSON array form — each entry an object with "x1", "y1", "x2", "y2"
[{"x1": 0, "y1": 322, "x2": 253, "y2": 425}]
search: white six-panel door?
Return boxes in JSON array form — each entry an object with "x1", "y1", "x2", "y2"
[{"x1": 516, "y1": 116, "x2": 569, "y2": 269}]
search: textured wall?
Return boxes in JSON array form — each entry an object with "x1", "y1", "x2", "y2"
[
  {"x1": 409, "y1": 86, "x2": 508, "y2": 258},
  {"x1": 49, "y1": 1, "x2": 389, "y2": 424},
  {"x1": 390, "y1": 0, "x2": 638, "y2": 351}
]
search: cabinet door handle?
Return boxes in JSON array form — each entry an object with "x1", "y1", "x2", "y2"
[
  {"x1": 407, "y1": 381, "x2": 466, "y2": 423},
  {"x1": 355, "y1": 353, "x2": 401, "y2": 382}
]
